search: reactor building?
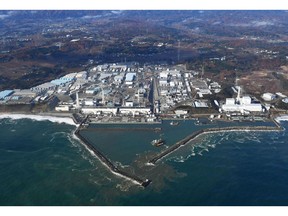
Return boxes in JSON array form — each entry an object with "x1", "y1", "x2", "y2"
[{"x1": 220, "y1": 86, "x2": 263, "y2": 114}]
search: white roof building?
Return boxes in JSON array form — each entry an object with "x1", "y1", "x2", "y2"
[
  {"x1": 276, "y1": 92, "x2": 287, "y2": 98},
  {"x1": 226, "y1": 98, "x2": 235, "y2": 105},
  {"x1": 99, "y1": 73, "x2": 112, "y2": 80},
  {"x1": 262, "y1": 93, "x2": 276, "y2": 101},
  {"x1": 125, "y1": 73, "x2": 136, "y2": 82},
  {"x1": 114, "y1": 75, "x2": 124, "y2": 84},
  {"x1": 159, "y1": 79, "x2": 168, "y2": 86},
  {"x1": 125, "y1": 101, "x2": 134, "y2": 107},
  {"x1": 221, "y1": 104, "x2": 262, "y2": 113},
  {"x1": 12, "y1": 89, "x2": 36, "y2": 98},
  {"x1": 31, "y1": 82, "x2": 56, "y2": 93},
  {"x1": 240, "y1": 96, "x2": 252, "y2": 105},
  {"x1": 282, "y1": 98, "x2": 288, "y2": 104}
]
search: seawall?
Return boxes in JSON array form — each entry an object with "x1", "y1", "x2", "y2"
[
  {"x1": 149, "y1": 124, "x2": 284, "y2": 164},
  {"x1": 74, "y1": 116, "x2": 151, "y2": 188}
]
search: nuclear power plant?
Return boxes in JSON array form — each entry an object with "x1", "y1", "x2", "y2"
[{"x1": 220, "y1": 86, "x2": 263, "y2": 114}]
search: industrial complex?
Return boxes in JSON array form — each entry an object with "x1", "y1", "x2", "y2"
[
  {"x1": 0, "y1": 62, "x2": 287, "y2": 122},
  {"x1": 1, "y1": 61, "x2": 287, "y2": 188}
]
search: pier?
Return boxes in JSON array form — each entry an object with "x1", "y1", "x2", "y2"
[
  {"x1": 149, "y1": 124, "x2": 284, "y2": 164},
  {"x1": 74, "y1": 115, "x2": 152, "y2": 188}
]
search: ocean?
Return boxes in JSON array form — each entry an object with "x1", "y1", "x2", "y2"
[{"x1": 0, "y1": 115, "x2": 288, "y2": 206}]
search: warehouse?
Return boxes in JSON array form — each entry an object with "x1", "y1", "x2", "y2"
[
  {"x1": 0, "y1": 90, "x2": 14, "y2": 100},
  {"x1": 31, "y1": 82, "x2": 56, "y2": 93},
  {"x1": 125, "y1": 73, "x2": 136, "y2": 85}
]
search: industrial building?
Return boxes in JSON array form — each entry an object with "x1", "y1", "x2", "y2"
[
  {"x1": 0, "y1": 90, "x2": 14, "y2": 100},
  {"x1": 81, "y1": 107, "x2": 118, "y2": 115},
  {"x1": 50, "y1": 73, "x2": 76, "y2": 86},
  {"x1": 31, "y1": 82, "x2": 56, "y2": 93},
  {"x1": 221, "y1": 87, "x2": 263, "y2": 113},
  {"x1": 282, "y1": 98, "x2": 288, "y2": 104},
  {"x1": 125, "y1": 73, "x2": 136, "y2": 85},
  {"x1": 262, "y1": 93, "x2": 276, "y2": 101},
  {"x1": 12, "y1": 89, "x2": 37, "y2": 98},
  {"x1": 119, "y1": 107, "x2": 150, "y2": 115}
]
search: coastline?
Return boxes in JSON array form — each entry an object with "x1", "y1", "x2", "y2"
[{"x1": 0, "y1": 112, "x2": 77, "y2": 126}]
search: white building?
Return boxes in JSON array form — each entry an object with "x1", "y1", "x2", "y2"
[
  {"x1": 240, "y1": 96, "x2": 252, "y2": 105},
  {"x1": 125, "y1": 101, "x2": 134, "y2": 107},
  {"x1": 75, "y1": 71, "x2": 87, "y2": 79},
  {"x1": 262, "y1": 93, "x2": 276, "y2": 101},
  {"x1": 55, "y1": 105, "x2": 70, "y2": 112},
  {"x1": 114, "y1": 75, "x2": 124, "y2": 84},
  {"x1": 221, "y1": 87, "x2": 263, "y2": 113},
  {"x1": 99, "y1": 73, "x2": 112, "y2": 80},
  {"x1": 81, "y1": 107, "x2": 117, "y2": 115},
  {"x1": 276, "y1": 92, "x2": 287, "y2": 98},
  {"x1": 174, "y1": 110, "x2": 188, "y2": 115},
  {"x1": 84, "y1": 99, "x2": 94, "y2": 106},
  {"x1": 226, "y1": 98, "x2": 235, "y2": 105},
  {"x1": 119, "y1": 107, "x2": 150, "y2": 115},
  {"x1": 159, "y1": 71, "x2": 169, "y2": 79},
  {"x1": 222, "y1": 104, "x2": 262, "y2": 113},
  {"x1": 12, "y1": 89, "x2": 36, "y2": 98},
  {"x1": 282, "y1": 98, "x2": 288, "y2": 104},
  {"x1": 159, "y1": 79, "x2": 168, "y2": 86},
  {"x1": 125, "y1": 72, "x2": 136, "y2": 85},
  {"x1": 31, "y1": 82, "x2": 56, "y2": 93}
]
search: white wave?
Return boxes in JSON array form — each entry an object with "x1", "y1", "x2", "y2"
[
  {"x1": 116, "y1": 183, "x2": 131, "y2": 192},
  {"x1": 275, "y1": 115, "x2": 288, "y2": 122},
  {"x1": 50, "y1": 131, "x2": 69, "y2": 142},
  {"x1": 115, "y1": 161, "x2": 130, "y2": 168},
  {"x1": 0, "y1": 113, "x2": 77, "y2": 126}
]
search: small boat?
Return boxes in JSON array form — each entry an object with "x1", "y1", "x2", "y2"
[
  {"x1": 170, "y1": 121, "x2": 179, "y2": 126},
  {"x1": 151, "y1": 139, "x2": 165, "y2": 147}
]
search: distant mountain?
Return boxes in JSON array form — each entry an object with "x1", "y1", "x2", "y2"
[
  {"x1": 0, "y1": 10, "x2": 287, "y2": 27},
  {"x1": 0, "y1": 10, "x2": 118, "y2": 20}
]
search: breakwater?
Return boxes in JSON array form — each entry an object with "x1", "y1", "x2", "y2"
[
  {"x1": 148, "y1": 124, "x2": 284, "y2": 164},
  {"x1": 84, "y1": 127, "x2": 161, "y2": 132},
  {"x1": 74, "y1": 116, "x2": 151, "y2": 188}
]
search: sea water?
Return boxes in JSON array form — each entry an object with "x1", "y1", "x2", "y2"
[{"x1": 0, "y1": 116, "x2": 288, "y2": 206}]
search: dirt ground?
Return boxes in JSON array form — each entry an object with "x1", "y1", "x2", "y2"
[{"x1": 238, "y1": 70, "x2": 288, "y2": 96}]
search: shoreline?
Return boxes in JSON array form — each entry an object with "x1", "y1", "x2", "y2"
[{"x1": 0, "y1": 112, "x2": 77, "y2": 126}]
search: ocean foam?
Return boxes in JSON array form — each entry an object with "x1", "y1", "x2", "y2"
[
  {"x1": 0, "y1": 113, "x2": 77, "y2": 126},
  {"x1": 275, "y1": 115, "x2": 288, "y2": 122}
]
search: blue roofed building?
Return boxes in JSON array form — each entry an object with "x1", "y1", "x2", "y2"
[
  {"x1": 51, "y1": 78, "x2": 74, "y2": 86},
  {"x1": 125, "y1": 72, "x2": 136, "y2": 85},
  {"x1": 0, "y1": 90, "x2": 14, "y2": 100},
  {"x1": 50, "y1": 73, "x2": 76, "y2": 86}
]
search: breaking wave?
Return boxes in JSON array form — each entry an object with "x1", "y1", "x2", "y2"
[
  {"x1": 0, "y1": 113, "x2": 77, "y2": 126},
  {"x1": 168, "y1": 130, "x2": 271, "y2": 163},
  {"x1": 275, "y1": 115, "x2": 288, "y2": 123}
]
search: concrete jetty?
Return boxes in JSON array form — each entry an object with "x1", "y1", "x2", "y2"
[
  {"x1": 149, "y1": 124, "x2": 284, "y2": 164},
  {"x1": 84, "y1": 127, "x2": 161, "y2": 132},
  {"x1": 74, "y1": 115, "x2": 152, "y2": 188}
]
